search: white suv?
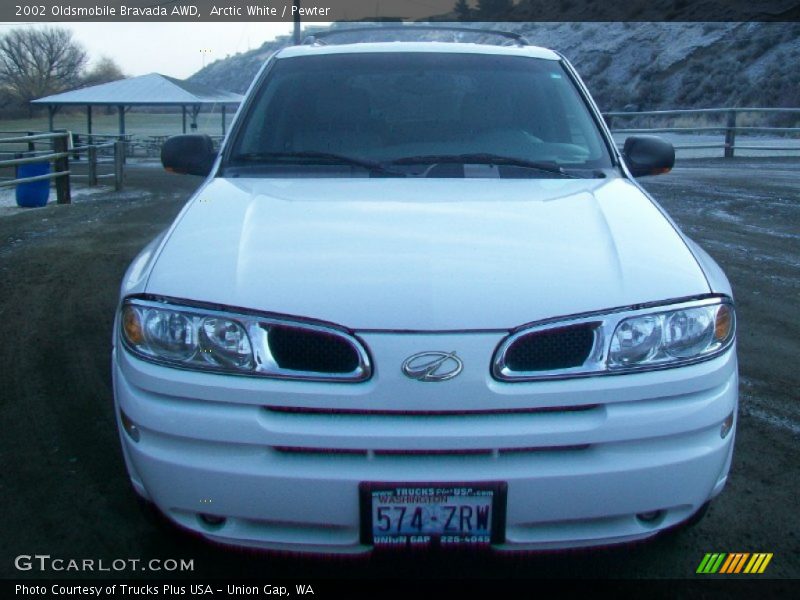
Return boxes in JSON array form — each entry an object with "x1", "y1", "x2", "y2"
[{"x1": 113, "y1": 30, "x2": 737, "y2": 553}]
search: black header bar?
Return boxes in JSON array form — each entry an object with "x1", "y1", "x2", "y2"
[{"x1": 2, "y1": 0, "x2": 799, "y2": 23}]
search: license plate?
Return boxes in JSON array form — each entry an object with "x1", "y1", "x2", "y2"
[{"x1": 360, "y1": 482, "x2": 506, "y2": 548}]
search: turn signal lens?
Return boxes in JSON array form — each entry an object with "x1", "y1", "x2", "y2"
[
  {"x1": 720, "y1": 411, "x2": 735, "y2": 439},
  {"x1": 119, "y1": 410, "x2": 140, "y2": 442},
  {"x1": 714, "y1": 304, "x2": 734, "y2": 343},
  {"x1": 122, "y1": 305, "x2": 144, "y2": 345}
]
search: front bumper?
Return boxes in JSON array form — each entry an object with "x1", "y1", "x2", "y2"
[{"x1": 112, "y1": 331, "x2": 737, "y2": 553}]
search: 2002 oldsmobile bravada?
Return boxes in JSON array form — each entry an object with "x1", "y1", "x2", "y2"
[{"x1": 112, "y1": 28, "x2": 737, "y2": 553}]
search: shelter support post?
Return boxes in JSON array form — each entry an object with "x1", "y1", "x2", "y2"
[
  {"x1": 114, "y1": 141, "x2": 125, "y2": 191},
  {"x1": 118, "y1": 105, "x2": 126, "y2": 135},
  {"x1": 118, "y1": 105, "x2": 127, "y2": 164},
  {"x1": 88, "y1": 145, "x2": 97, "y2": 186},
  {"x1": 221, "y1": 105, "x2": 226, "y2": 136},
  {"x1": 53, "y1": 135, "x2": 71, "y2": 204},
  {"x1": 182, "y1": 106, "x2": 187, "y2": 133}
]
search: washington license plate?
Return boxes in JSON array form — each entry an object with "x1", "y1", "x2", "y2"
[{"x1": 360, "y1": 483, "x2": 506, "y2": 548}]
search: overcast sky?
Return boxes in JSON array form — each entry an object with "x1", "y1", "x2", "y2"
[{"x1": 0, "y1": 22, "x2": 317, "y2": 79}]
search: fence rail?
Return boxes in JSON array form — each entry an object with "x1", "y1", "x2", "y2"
[
  {"x1": 0, "y1": 131, "x2": 125, "y2": 205},
  {"x1": 603, "y1": 107, "x2": 800, "y2": 158},
  {"x1": 1, "y1": 107, "x2": 796, "y2": 204},
  {"x1": 0, "y1": 152, "x2": 69, "y2": 168}
]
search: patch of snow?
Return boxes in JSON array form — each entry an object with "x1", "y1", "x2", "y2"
[
  {"x1": 741, "y1": 405, "x2": 800, "y2": 436},
  {"x1": 707, "y1": 209, "x2": 743, "y2": 224},
  {"x1": 0, "y1": 184, "x2": 117, "y2": 217}
]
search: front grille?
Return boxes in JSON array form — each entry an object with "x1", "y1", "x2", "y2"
[
  {"x1": 271, "y1": 445, "x2": 591, "y2": 457},
  {"x1": 264, "y1": 404, "x2": 600, "y2": 416},
  {"x1": 267, "y1": 325, "x2": 361, "y2": 373},
  {"x1": 504, "y1": 323, "x2": 596, "y2": 372}
]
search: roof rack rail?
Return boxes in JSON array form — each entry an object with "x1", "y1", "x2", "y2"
[{"x1": 302, "y1": 25, "x2": 530, "y2": 47}]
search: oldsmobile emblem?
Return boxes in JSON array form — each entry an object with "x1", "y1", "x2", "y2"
[{"x1": 401, "y1": 351, "x2": 463, "y2": 382}]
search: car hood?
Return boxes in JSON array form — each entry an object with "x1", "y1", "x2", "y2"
[{"x1": 146, "y1": 177, "x2": 709, "y2": 330}]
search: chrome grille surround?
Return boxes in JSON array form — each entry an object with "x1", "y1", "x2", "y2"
[
  {"x1": 493, "y1": 295, "x2": 735, "y2": 381},
  {"x1": 120, "y1": 295, "x2": 372, "y2": 382}
]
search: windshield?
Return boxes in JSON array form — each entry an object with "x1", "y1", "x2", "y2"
[{"x1": 224, "y1": 52, "x2": 613, "y2": 178}]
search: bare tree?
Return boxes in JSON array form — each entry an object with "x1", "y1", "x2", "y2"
[
  {"x1": 0, "y1": 26, "x2": 88, "y2": 111},
  {"x1": 81, "y1": 56, "x2": 126, "y2": 87}
]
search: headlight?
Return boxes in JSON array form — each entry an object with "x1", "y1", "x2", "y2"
[
  {"x1": 608, "y1": 315, "x2": 661, "y2": 366},
  {"x1": 493, "y1": 296, "x2": 735, "y2": 381},
  {"x1": 118, "y1": 297, "x2": 371, "y2": 381},
  {"x1": 608, "y1": 302, "x2": 734, "y2": 369},
  {"x1": 664, "y1": 309, "x2": 714, "y2": 358},
  {"x1": 199, "y1": 317, "x2": 254, "y2": 369},
  {"x1": 142, "y1": 310, "x2": 196, "y2": 361}
]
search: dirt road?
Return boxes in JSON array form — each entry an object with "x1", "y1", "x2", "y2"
[{"x1": 1, "y1": 160, "x2": 798, "y2": 580}]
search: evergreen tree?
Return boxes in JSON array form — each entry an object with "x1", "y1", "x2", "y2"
[
  {"x1": 477, "y1": 0, "x2": 513, "y2": 18},
  {"x1": 454, "y1": 0, "x2": 472, "y2": 20}
]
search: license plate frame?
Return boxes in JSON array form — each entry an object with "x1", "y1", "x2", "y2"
[{"x1": 359, "y1": 481, "x2": 507, "y2": 548}]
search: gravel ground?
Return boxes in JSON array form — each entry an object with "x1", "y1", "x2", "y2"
[{"x1": 0, "y1": 160, "x2": 798, "y2": 582}]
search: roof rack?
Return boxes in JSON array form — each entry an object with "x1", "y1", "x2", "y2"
[{"x1": 302, "y1": 25, "x2": 530, "y2": 47}]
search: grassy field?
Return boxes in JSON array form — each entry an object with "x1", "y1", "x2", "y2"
[{"x1": 0, "y1": 109, "x2": 230, "y2": 137}]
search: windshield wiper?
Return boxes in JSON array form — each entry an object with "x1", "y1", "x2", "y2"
[
  {"x1": 387, "y1": 153, "x2": 578, "y2": 178},
  {"x1": 230, "y1": 151, "x2": 405, "y2": 177}
]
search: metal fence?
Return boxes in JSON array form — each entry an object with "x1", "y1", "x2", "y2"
[
  {"x1": 122, "y1": 133, "x2": 225, "y2": 158},
  {"x1": 67, "y1": 133, "x2": 225, "y2": 160},
  {"x1": 1, "y1": 107, "x2": 796, "y2": 205},
  {"x1": 0, "y1": 131, "x2": 125, "y2": 204},
  {"x1": 603, "y1": 107, "x2": 800, "y2": 158}
]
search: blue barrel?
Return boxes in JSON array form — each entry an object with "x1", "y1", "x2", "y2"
[{"x1": 15, "y1": 161, "x2": 51, "y2": 208}]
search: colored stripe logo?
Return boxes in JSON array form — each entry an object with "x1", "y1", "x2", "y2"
[{"x1": 697, "y1": 553, "x2": 773, "y2": 574}]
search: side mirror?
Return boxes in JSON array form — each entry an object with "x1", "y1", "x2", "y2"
[
  {"x1": 622, "y1": 135, "x2": 675, "y2": 177},
  {"x1": 161, "y1": 134, "x2": 216, "y2": 176}
]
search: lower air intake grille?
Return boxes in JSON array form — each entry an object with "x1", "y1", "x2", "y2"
[
  {"x1": 504, "y1": 323, "x2": 596, "y2": 372},
  {"x1": 267, "y1": 325, "x2": 361, "y2": 373}
]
